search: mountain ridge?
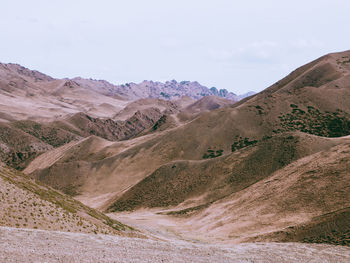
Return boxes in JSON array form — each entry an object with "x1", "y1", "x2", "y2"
[
  {"x1": 1, "y1": 62, "x2": 255, "y2": 102},
  {"x1": 73, "y1": 78, "x2": 251, "y2": 101}
]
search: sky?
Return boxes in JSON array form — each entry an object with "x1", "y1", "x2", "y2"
[{"x1": 1, "y1": 0, "x2": 350, "y2": 94}]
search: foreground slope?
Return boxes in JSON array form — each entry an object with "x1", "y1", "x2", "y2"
[{"x1": 0, "y1": 163, "x2": 132, "y2": 235}]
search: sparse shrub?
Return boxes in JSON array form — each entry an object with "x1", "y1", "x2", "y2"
[
  {"x1": 231, "y1": 137, "x2": 258, "y2": 152},
  {"x1": 277, "y1": 106, "x2": 350, "y2": 137},
  {"x1": 255, "y1": 105, "x2": 263, "y2": 115},
  {"x1": 202, "y1": 149, "x2": 223, "y2": 159}
]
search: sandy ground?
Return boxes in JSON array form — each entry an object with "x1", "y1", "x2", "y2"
[
  {"x1": 109, "y1": 210, "x2": 200, "y2": 243},
  {"x1": 0, "y1": 226, "x2": 349, "y2": 263}
]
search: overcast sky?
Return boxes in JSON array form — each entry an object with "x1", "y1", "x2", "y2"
[{"x1": 1, "y1": 0, "x2": 349, "y2": 94}]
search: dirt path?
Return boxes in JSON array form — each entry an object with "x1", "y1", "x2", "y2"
[{"x1": 1, "y1": 226, "x2": 349, "y2": 263}]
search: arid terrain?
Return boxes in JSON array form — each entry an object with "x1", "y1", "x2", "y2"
[
  {"x1": 1, "y1": 50, "x2": 350, "y2": 262},
  {"x1": 1, "y1": 226, "x2": 349, "y2": 263}
]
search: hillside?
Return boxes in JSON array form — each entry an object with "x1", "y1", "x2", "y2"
[
  {"x1": 176, "y1": 140, "x2": 350, "y2": 245},
  {"x1": 0, "y1": 163, "x2": 134, "y2": 235},
  {"x1": 113, "y1": 98, "x2": 180, "y2": 121},
  {"x1": 107, "y1": 133, "x2": 347, "y2": 212},
  {"x1": 178, "y1": 95, "x2": 235, "y2": 121},
  {"x1": 102, "y1": 135, "x2": 350, "y2": 247}
]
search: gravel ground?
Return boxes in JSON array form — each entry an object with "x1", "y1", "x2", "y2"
[{"x1": 0, "y1": 227, "x2": 349, "y2": 263}]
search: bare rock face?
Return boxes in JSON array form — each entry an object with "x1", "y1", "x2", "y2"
[{"x1": 209, "y1": 87, "x2": 238, "y2": 100}]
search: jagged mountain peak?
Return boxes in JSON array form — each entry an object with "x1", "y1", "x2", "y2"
[{"x1": 112, "y1": 79, "x2": 239, "y2": 101}]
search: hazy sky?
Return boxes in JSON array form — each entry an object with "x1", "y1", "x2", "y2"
[{"x1": 1, "y1": 0, "x2": 349, "y2": 94}]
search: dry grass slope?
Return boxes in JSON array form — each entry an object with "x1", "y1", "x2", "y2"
[
  {"x1": 107, "y1": 132, "x2": 346, "y2": 212},
  {"x1": 0, "y1": 164, "x2": 134, "y2": 235}
]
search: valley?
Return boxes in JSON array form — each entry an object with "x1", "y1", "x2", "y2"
[{"x1": 0, "y1": 50, "x2": 350, "y2": 262}]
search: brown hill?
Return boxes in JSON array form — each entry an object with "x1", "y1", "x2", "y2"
[
  {"x1": 25, "y1": 132, "x2": 163, "y2": 206},
  {"x1": 178, "y1": 95, "x2": 234, "y2": 121},
  {"x1": 259, "y1": 206, "x2": 350, "y2": 246},
  {"x1": 106, "y1": 132, "x2": 346, "y2": 212},
  {"x1": 139, "y1": 96, "x2": 234, "y2": 134},
  {"x1": 173, "y1": 140, "x2": 350, "y2": 245},
  {"x1": 184, "y1": 96, "x2": 234, "y2": 113},
  {"x1": 24, "y1": 136, "x2": 113, "y2": 174},
  {"x1": 113, "y1": 98, "x2": 180, "y2": 121},
  {"x1": 173, "y1": 96, "x2": 196, "y2": 108}
]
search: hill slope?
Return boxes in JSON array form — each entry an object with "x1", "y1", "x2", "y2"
[
  {"x1": 177, "y1": 140, "x2": 350, "y2": 245},
  {"x1": 107, "y1": 132, "x2": 344, "y2": 211},
  {"x1": 0, "y1": 163, "x2": 133, "y2": 235}
]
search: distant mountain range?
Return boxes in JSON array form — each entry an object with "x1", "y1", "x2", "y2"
[
  {"x1": 73, "y1": 78, "x2": 255, "y2": 101},
  {"x1": 1, "y1": 62, "x2": 255, "y2": 104}
]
